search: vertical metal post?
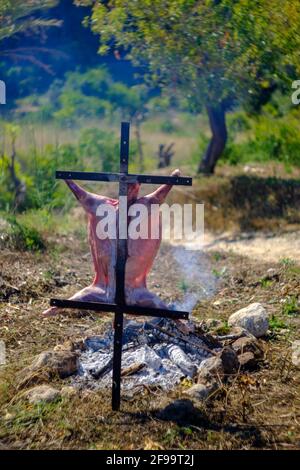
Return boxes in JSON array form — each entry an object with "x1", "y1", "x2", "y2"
[{"x1": 112, "y1": 122, "x2": 130, "y2": 411}]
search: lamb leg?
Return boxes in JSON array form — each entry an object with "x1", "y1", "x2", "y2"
[{"x1": 42, "y1": 284, "x2": 108, "y2": 317}]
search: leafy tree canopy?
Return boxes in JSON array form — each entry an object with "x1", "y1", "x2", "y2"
[
  {"x1": 0, "y1": 0, "x2": 60, "y2": 42},
  {"x1": 77, "y1": 0, "x2": 300, "y2": 172},
  {"x1": 77, "y1": 0, "x2": 300, "y2": 107}
]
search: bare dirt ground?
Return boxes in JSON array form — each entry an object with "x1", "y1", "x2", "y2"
[
  {"x1": 204, "y1": 230, "x2": 300, "y2": 263},
  {"x1": 0, "y1": 226, "x2": 299, "y2": 450}
]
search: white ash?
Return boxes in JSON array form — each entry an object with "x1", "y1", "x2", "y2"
[{"x1": 72, "y1": 318, "x2": 219, "y2": 394}]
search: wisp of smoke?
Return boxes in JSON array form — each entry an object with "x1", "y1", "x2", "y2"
[{"x1": 171, "y1": 244, "x2": 217, "y2": 314}]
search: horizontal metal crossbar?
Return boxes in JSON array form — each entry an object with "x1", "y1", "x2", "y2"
[
  {"x1": 55, "y1": 171, "x2": 192, "y2": 186},
  {"x1": 50, "y1": 298, "x2": 188, "y2": 320}
]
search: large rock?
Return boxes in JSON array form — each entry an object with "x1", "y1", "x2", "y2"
[
  {"x1": 24, "y1": 385, "x2": 61, "y2": 404},
  {"x1": 17, "y1": 350, "x2": 79, "y2": 388},
  {"x1": 228, "y1": 303, "x2": 268, "y2": 338}
]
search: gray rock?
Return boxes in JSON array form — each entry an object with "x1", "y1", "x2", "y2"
[
  {"x1": 197, "y1": 356, "x2": 224, "y2": 383},
  {"x1": 24, "y1": 385, "x2": 60, "y2": 404},
  {"x1": 228, "y1": 303, "x2": 268, "y2": 338},
  {"x1": 184, "y1": 382, "x2": 218, "y2": 401}
]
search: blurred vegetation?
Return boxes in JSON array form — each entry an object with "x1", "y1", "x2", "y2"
[{"x1": 1, "y1": 1, "x2": 300, "y2": 251}]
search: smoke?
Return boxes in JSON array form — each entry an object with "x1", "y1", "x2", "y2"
[{"x1": 171, "y1": 243, "x2": 217, "y2": 313}]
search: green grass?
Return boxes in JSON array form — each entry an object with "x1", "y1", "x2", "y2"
[
  {"x1": 269, "y1": 314, "x2": 288, "y2": 331},
  {"x1": 280, "y1": 257, "x2": 296, "y2": 267},
  {"x1": 282, "y1": 296, "x2": 299, "y2": 316},
  {"x1": 178, "y1": 280, "x2": 189, "y2": 293},
  {"x1": 214, "y1": 321, "x2": 231, "y2": 335},
  {"x1": 260, "y1": 278, "x2": 273, "y2": 288}
]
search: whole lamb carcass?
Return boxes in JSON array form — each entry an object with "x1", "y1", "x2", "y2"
[{"x1": 42, "y1": 169, "x2": 189, "y2": 332}]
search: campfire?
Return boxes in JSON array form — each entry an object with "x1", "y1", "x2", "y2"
[{"x1": 72, "y1": 318, "x2": 218, "y2": 394}]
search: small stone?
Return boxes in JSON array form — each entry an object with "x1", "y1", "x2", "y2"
[
  {"x1": 24, "y1": 385, "x2": 60, "y2": 404},
  {"x1": 264, "y1": 268, "x2": 279, "y2": 281},
  {"x1": 197, "y1": 356, "x2": 224, "y2": 383},
  {"x1": 61, "y1": 386, "x2": 77, "y2": 398},
  {"x1": 228, "y1": 303, "x2": 268, "y2": 338},
  {"x1": 184, "y1": 382, "x2": 218, "y2": 401},
  {"x1": 220, "y1": 347, "x2": 239, "y2": 374},
  {"x1": 238, "y1": 352, "x2": 257, "y2": 370},
  {"x1": 232, "y1": 336, "x2": 264, "y2": 360},
  {"x1": 292, "y1": 341, "x2": 300, "y2": 367}
]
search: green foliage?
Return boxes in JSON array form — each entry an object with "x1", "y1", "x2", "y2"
[
  {"x1": 18, "y1": 67, "x2": 150, "y2": 126},
  {"x1": 78, "y1": 128, "x2": 120, "y2": 172},
  {"x1": 260, "y1": 278, "x2": 273, "y2": 289},
  {"x1": 227, "y1": 112, "x2": 251, "y2": 134},
  {"x1": 24, "y1": 143, "x2": 80, "y2": 210},
  {"x1": 0, "y1": 0, "x2": 60, "y2": 42},
  {"x1": 178, "y1": 279, "x2": 189, "y2": 293},
  {"x1": 222, "y1": 108, "x2": 300, "y2": 167},
  {"x1": 0, "y1": 138, "x2": 79, "y2": 212},
  {"x1": 269, "y1": 314, "x2": 288, "y2": 331},
  {"x1": 160, "y1": 119, "x2": 178, "y2": 134},
  {"x1": 214, "y1": 321, "x2": 231, "y2": 335},
  {"x1": 79, "y1": 0, "x2": 300, "y2": 109},
  {"x1": 77, "y1": 0, "x2": 300, "y2": 170},
  {"x1": 4, "y1": 216, "x2": 45, "y2": 251},
  {"x1": 280, "y1": 257, "x2": 296, "y2": 267}
]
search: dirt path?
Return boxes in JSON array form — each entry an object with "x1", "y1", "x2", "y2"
[{"x1": 175, "y1": 230, "x2": 300, "y2": 263}]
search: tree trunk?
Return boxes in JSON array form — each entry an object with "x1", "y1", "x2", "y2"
[
  {"x1": 134, "y1": 120, "x2": 144, "y2": 172},
  {"x1": 198, "y1": 103, "x2": 227, "y2": 174}
]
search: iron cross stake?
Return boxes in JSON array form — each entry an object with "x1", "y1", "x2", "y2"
[{"x1": 50, "y1": 122, "x2": 193, "y2": 410}]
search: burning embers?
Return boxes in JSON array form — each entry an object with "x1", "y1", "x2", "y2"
[{"x1": 72, "y1": 318, "x2": 220, "y2": 393}]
